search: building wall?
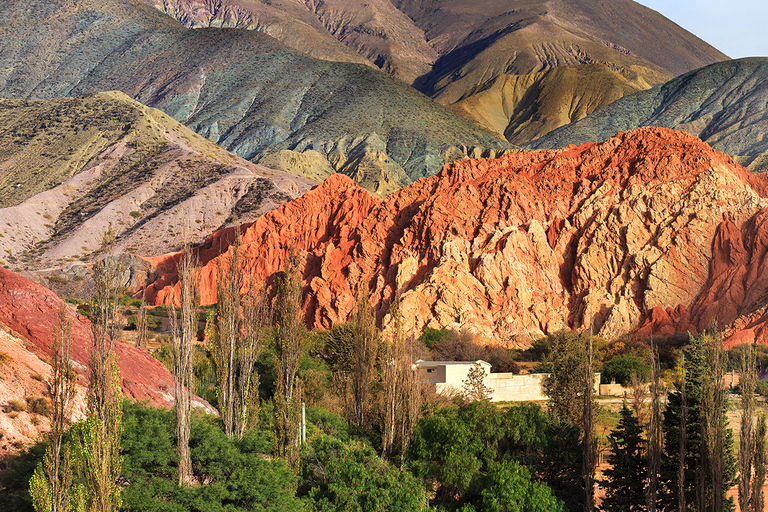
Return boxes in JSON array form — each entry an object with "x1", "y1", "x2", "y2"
[
  {"x1": 485, "y1": 372, "x2": 600, "y2": 402},
  {"x1": 486, "y1": 373, "x2": 549, "y2": 401}
]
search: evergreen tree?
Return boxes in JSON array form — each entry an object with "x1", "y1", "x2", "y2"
[
  {"x1": 602, "y1": 402, "x2": 647, "y2": 511},
  {"x1": 659, "y1": 332, "x2": 737, "y2": 511},
  {"x1": 462, "y1": 361, "x2": 493, "y2": 402}
]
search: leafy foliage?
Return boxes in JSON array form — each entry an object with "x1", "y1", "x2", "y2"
[
  {"x1": 300, "y1": 435, "x2": 427, "y2": 511},
  {"x1": 120, "y1": 401, "x2": 302, "y2": 512},
  {"x1": 407, "y1": 401, "x2": 571, "y2": 510},
  {"x1": 601, "y1": 355, "x2": 649, "y2": 385},
  {"x1": 541, "y1": 331, "x2": 594, "y2": 424}
]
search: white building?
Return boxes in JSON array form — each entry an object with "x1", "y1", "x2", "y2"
[{"x1": 415, "y1": 360, "x2": 599, "y2": 402}]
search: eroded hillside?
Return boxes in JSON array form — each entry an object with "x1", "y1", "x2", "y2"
[
  {"x1": 144, "y1": 127, "x2": 768, "y2": 348},
  {"x1": 0, "y1": 92, "x2": 315, "y2": 270}
]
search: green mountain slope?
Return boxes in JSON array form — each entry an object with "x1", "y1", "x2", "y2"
[
  {"x1": 0, "y1": 91, "x2": 315, "y2": 270},
  {"x1": 0, "y1": 0, "x2": 509, "y2": 196},
  {"x1": 526, "y1": 58, "x2": 768, "y2": 168}
]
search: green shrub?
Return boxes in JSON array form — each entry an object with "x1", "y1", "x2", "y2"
[
  {"x1": 300, "y1": 435, "x2": 428, "y2": 511},
  {"x1": 120, "y1": 401, "x2": 303, "y2": 512},
  {"x1": 601, "y1": 355, "x2": 649, "y2": 386}
]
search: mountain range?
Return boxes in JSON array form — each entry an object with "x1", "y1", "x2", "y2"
[
  {"x1": 0, "y1": 0, "x2": 510, "y2": 196},
  {"x1": 2, "y1": 0, "x2": 768, "y2": 455},
  {"x1": 527, "y1": 58, "x2": 768, "y2": 172},
  {"x1": 134, "y1": 0, "x2": 729, "y2": 145},
  {"x1": 137, "y1": 0, "x2": 726, "y2": 95},
  {"x1": 145, "y1": 127, "x2": 768, "y2": 349}
]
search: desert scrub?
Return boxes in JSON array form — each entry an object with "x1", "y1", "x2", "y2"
[
  {"x1": 28, "y1": 397, "x2": 51, "y2": 417},
  {"x1": 7, "y1": 399, "x2": 25, "y2": 412},
  {"x1": 0, "y1": 351, "x2": 11, "y2": 365}
]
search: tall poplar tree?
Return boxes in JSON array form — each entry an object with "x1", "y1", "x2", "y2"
[
  {"x1": 739, "y1": 344, "x2": 757, "y2": 512},
  {"x1": 30, "y1": 305, "x2": 78, "y2": 512},
  {"x1": 74, "y1": 229, "x2": 125, "y2": 512},
  {"x1": 170, "y1": 246, "x2": 197, "y2": 485},
  {"x1": 350, "y1": 282, "x2": 378, "y2": 429},
  {"x1": 273, "y1": 249, "x2": 308, "y2": 469}
]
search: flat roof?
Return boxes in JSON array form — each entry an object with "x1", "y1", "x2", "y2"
[{"x1": 416, "y1": 360, "x2": 491, "y2": 367}]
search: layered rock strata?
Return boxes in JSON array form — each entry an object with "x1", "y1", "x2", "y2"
[{"x1": 145, "y1": 127, "x2": 768, "y2": 347}]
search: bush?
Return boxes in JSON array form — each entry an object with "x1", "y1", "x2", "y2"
[
  {"x1": 7, "y1": 399, "x2": 25, "y2": 412},
  {"x1": 120, "y1": 401, "x2": 303, "y2": 512},
  {"x1": 601, "y1": 355, "x2": 649, "y2": 386},
  {"x1": 420, "y1": 327, "x2": 449, "y2": 350},
  {"x1": 300, "y1": 435, "x2": 428, "y2": 511},
  {"x1": 407, "y1": 401, "x2": 573, "y2": 510},
  {"x1": 28, "y1": 397, "x2": 51, "y2": 417}
]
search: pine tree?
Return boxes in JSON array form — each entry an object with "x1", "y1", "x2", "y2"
[
  {"x1": 602, "y1": 402, "x2": 647, "y2": 511},
  {"x1": 462, "y1": 361, "x2": 493, "y2": 402},
  {"x1": 659, "y1": 332, "x2": 737, "y2": 512}
]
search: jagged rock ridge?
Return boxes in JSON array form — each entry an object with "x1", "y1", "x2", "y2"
[{"x1": 144, "y1": 127, "x2": 768, "y2": 347}]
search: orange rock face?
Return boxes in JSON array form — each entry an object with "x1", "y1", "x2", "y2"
[{"x1": 146, "y1": 127, "x2": 768, "y2": 347}]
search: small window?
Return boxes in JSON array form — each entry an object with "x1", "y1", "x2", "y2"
[{"x1": 426, "y1": 369, "x2": 435, "y2": 373}]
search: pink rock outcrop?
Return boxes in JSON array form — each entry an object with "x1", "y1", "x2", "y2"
[
  {"x1": 145, "y1": 127, "x2": 768, "y2": 347},
  {"x1": 0, "y1": 267, "x2": 212, "y2": 410}
]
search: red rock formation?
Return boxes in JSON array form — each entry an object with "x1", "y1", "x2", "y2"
[
  {"x1": 0, "y1": 267, "x2": 212, "y2": 411},
  {"x1": 146, "y1": 127, "x2": 768, "y2": 347}
]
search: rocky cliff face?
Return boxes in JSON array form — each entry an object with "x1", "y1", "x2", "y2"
[
  {"x1": 0, "y1": 267, "x2": 213, "y2": 453},
  {"x1": 145, "y1": 127, "x2": 768, "y2": 347}
]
